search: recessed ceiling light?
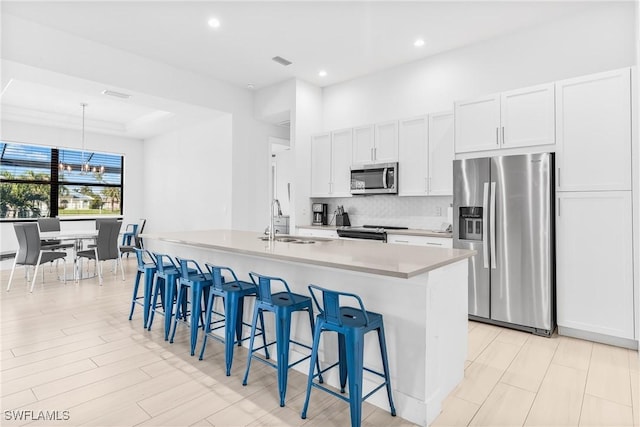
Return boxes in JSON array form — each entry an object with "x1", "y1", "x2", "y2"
[
  {"x1": 414, "y1": 38, "x2": 425, "y2": 47},
  {"x1": 318, "y1": 70, "x2": 327, "y2": 77},
  {"x1": 208, "y1": 17, "x2": 221, "y2": 28},
  {"x1": 247, "y1": 83, "x2": 255, "y2": 90},
  {"x1": 102, "y1": 89, "x2": 131, "y2": 99}
]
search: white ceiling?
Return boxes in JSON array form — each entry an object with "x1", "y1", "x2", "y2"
[{"x1": 0, "y1": 1, "x2": 607, "y2": 138}]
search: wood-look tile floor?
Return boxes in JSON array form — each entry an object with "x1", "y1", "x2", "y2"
[{"x1": 1, "y1": 259, "x2": 638, "y2": 427}]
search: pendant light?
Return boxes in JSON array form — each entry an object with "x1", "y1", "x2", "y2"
[{"x1": 80, "y1": 103, "x2": 90, "y2": 174}]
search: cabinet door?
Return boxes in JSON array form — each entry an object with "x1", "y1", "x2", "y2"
[
  {"x1": 374, "y1": 120, "x2": 399, "y2": 163},
  {"x1": 556, "y1": 191, "x2": 634, "y2": 340},
  {"x1": 501, "y1": 83, "x2": 555, "y2": 148},
  {"x1": 352, "y1": 125, "x2": 375, "y2": 165},
  {"x1": 454, "y1": 94, "x2": 500, "y2": 153},
  {"x1": 428, "y1": 111, "x2": 454, "y2": 195},
  {"x1": 310, "y1": 133, "x2": 331, "y2": 197},
  {"x1": 331, "y1": 129, "x2": 353, "y2": 197},
  {"x1": 556, "y1": 68, "x2": 631, "y2": 191},
  {"x1": 398, "y1": 116, "x2": 428, "y2": 196},
  {"x1": 387, "y1": 234, "x2": 453, "y2": 248}
]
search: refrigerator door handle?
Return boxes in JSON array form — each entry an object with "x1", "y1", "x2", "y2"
[
  {"x1": 490, "y1": 181, "x2": 497, "y2": 269},
  {"x1": 482, "y1": 182, "x2": 489, "y2": 268}
]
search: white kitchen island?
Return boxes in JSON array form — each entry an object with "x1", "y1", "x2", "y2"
[{"x1": 143, "y1": 230, "x2": 475, "y2": 426}]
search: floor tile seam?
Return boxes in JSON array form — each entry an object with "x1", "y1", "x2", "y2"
[
  {"x1": 9, "y1": 367, "x2": 153, "y2": 414},
  {"x1": 0, "y1": 335, "x2": 137, "y2": 373},
  {"x1": 3, "y1": 359, "x2": 100, "y2": 401},
  {"x1": 29, "y1": 358, "x2": 110, "y2": 401},
  {"x1": 520, "y1": 342, "x2": 560, "y2": 427},
  {"x1": 9, "y1": 329, "x2": 114, "y2": 357},
  {"x1": 577, "y1": 343, "x2": 595, "y2": 427}
]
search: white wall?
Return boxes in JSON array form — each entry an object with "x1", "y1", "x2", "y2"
[
  {"x1": 322, "y1": 3, "x2": 637, "y2": 130},
  {"x1": 143, "y1": 116, "x2": 232, "y2": 233},
  {"x1": 292, "y1": 80, "x2": 323, "y2": 229},
  {"x1": 0, "y1": 119, "x2": 144, "y2": 254}
]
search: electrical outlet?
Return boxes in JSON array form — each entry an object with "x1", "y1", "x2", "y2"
[{"x1": 436, "y1": 207, "x2": 442, "y2": 216}]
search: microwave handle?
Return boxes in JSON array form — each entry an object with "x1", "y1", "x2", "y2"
[{"x1": 382, "y1": 167, "x2": 388, "y2": 188}]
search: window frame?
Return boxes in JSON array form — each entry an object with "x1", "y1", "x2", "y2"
[{"x1": 0, "y1": 141, "x2": 124, "y2": 221}]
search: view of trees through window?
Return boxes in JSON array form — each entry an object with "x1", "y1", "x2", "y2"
[{"x1": 0, "y1": 142, "x2": 123, "y2": 219}]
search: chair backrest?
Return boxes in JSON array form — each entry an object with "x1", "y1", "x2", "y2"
[
  {"x1": 132, "y1": 218, "x2": 147, "y2": 249},
  {"x1": 248, "y1": 272, "x2": 294, "y2": 304},
  {"x1": 134, "y1": 248, "x2": 155, "y2": 269},
  {"x1": 37, "y1": 217, "x2": 61, "y2": 232},
  {"x1": 95, "y1": 220, "x2": 122, "y2": 260},
  {"x1": 95, "y1": 217, "x2": 118, "y2": 230},
  {"x1": 308, "y1": 284, "x2": 370, "y2": 327},
  {"x1": 152, "y1": 252, "x2": 178, "y2": 275},
  {"x1": 176, "y1": 258, "x2": 207, "y2": 281},
  {"x1": 205, "y1": 264, "x2": 243, "y2": 291},
  {"x1": 13, "y1": 223, "x2": 42, "y2": 266}
]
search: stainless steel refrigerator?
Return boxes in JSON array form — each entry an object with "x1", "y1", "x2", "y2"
[{"x1": 453, "y1": 153, "x2": 555, "y2": 336}]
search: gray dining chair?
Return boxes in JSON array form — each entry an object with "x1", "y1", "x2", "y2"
[
  {"x1": 77, "y1": 220, "x2": 124, "y2": 284},
  {"x1": 37, "y1": 217, "x2": 74, "y2": 251},
  {"x1": 6, "y1": 223, "x2": 68, "y2": 292}
]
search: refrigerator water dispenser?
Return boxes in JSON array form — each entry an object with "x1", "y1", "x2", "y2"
[{"x1": 459, "y1": 207, "x2": 483, "y2": 241}]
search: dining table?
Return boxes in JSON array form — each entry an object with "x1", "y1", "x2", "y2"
[{"x1": 40, "y1": 230, "x2": 98, "y2": 280}]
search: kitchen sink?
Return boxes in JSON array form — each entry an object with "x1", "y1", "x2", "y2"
[{"x1": 257, "y1": 235, "x2": 325, "y2": 244}]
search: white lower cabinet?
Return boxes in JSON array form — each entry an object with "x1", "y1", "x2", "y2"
[
  {"x1": 296, "y1": 228, "x2": 339, "y2": 239},
  {"x1": 387, "y1": 234, "x2": 453, "y2": 248},
  {"x1": 556, "y1": 191, "x2": 634, "y2": 341}
]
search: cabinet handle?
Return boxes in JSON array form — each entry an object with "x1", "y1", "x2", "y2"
[
  {"x1": 370, "y1": 147, "x2": 374, "y2": 160},
  {"x1": 496, "y1": 128, "x2": 499, "y2": 145},
  {"x1": 374, "y1": 147, "x2": 377, "y2": 160},
  {"x1": 426, "y1": 242, "x2": 443, "y2": 246},
  {"x1": 428, "y1": 177, "x2": 432, "y2": 193},
  {"x1": 395, "y1": 240, "x2": 409, "y2": 243},
  {"x1": 501, "y1": 126, "x2": 505, "y2": 145},
  {"x1": 558, "y1": 198, "x2": 561, "y2": 216},
  {"x1": 557, "y1": 167, "x2": 561, "y2": 187}
]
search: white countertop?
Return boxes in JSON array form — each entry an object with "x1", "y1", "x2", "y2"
[
  {"x1": 297, "y1": 224, "x2": 453, "y2": 239},
  {"x1": 143, "y1": 229, "x2": 473, "y2": 279}
]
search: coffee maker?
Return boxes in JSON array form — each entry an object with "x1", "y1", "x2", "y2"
[{"x1": 312, "y1": 203, "x2": 328, "y2": 226}]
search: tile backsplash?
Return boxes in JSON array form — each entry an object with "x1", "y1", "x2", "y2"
[{"x1": 312, "y1": 195, "x2": 453, "y2": 230}]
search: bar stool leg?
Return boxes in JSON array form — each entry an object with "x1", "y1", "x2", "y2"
[
  {"x1": 276, "y1": 311, "x2": 292, "y2": 407},
  {"x1": 198, "y1": 290, "x2": 217, "y2": 361},
  {"x1": 163, "y1": 277, "x2": 175, "y2": 340},
  {"x1": 301, "y1": 322, "x2": 324, "y2": 420},
  {"x1": 169, "y1": 284, "x2": 186, "y2": 344},
  {"x1": 346, "y1": 332, "x2": 365, "y2": 427},
  {"x1": 242, "y1": 306, "x2": 261, "y2": 386},
  {"x1": 224, "y1": 292, "x2": 240, "y2": 375},
  {"x1": 128, "y1": 270, "x2": 142, "y2": 320},
  {"x1": 378, "y1": 324, "x2": 397, "y2": 416},
  {"x1": 338, "y1": 334, "x2": 348, "y2": 393}
]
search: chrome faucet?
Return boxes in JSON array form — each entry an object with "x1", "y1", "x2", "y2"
[{"x1": 269, "y1": 199, "x2": 282, "y2": 240}]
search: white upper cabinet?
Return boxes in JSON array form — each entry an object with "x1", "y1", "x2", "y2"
[
  {"x1": 454, "y1": 94, "x2": 501, "y2": 153},
  {"x1": 454, "y1": 83, "x2": 555, "y2": 154},
  {"x1": 330, "y1": 128, "x2": 353, "y2": 197},
  {"x1": 310, "y1": 133, "x2": 331, "y2": 197},
  {"x1": 398, "y1": 116, "x2": 428, "y2": 196},
  {"x1": 501, "y1": 83, "x2": 555, "y2": 148},
  {"x1": 352, "y1": 125, "x2": 375, "y2": 165},
  {"x1": 374, "y1": 120, "x2": 399, "y2": 163},
  {"x1": 555, "y1": 68, "x2": 631, "y2": 192},
  {"x1": 310, "y1": 130, "x2": 353, "y2": 198},
  {"x1": 352, "y1": 121, "x2": 398, "y2": 165},
  {"x1": 398, "y1": 112, "x2": 454, "y2": 197},
  {"x1": 428, "y1": 111, "x2": 454, "y2": 195}
]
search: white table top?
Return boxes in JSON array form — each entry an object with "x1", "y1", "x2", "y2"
[{"x1": 143, "y1": 229, "x2": 475, "y2": 279}]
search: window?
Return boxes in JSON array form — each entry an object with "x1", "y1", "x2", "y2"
[{"x1": 0, "y1": 141, "x2": 123, "y2": 219}]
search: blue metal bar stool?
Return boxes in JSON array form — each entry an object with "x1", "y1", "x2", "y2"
[
  {"x1": 301, "y1": 284, "x2": 396, "y2": 427},
  {"x1": 199, "y1": 264, "x2": 269, "y2": 376},
  {"x1": 128, "y1": 248, "x2": 157, "y2": 328},
  {"x1": 242, "y1": 272, "x2": 322, "y2": 407},
  {"x1": 146, "y1": 253, "x2": 184, "y2": 340},
  {"x1": 170, "y1": 258, "x2": 212, "y2": 356}
]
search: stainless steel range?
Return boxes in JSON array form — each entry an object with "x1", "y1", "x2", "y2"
[{"x1": 336, "y1": 225, "x2": 408, "y2": 242}]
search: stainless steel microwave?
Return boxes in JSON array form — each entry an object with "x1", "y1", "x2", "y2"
[{"x1": 350, "y1": 162, "x2": 398, "y2": 195}]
